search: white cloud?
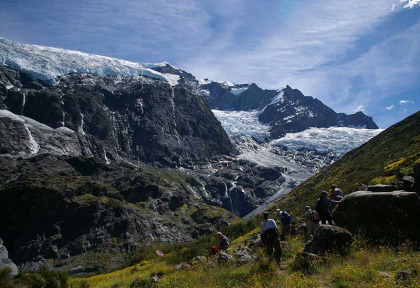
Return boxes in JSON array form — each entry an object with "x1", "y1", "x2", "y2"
[
  {"x1": 355, "y1": 105, "x2": 365, "y2": 112},
  {"x1": 386, "y1": 104, "x2": 395, "y2": 110},
  {"x1": 400, "y1": 0, "x2": 420, "y2": 9},
  {"x1": 399, "y1": 99, "x2": 415, "y2": 104},
  {"x1": 184, "y1": 0, "x2": 399, "y2": 86}
]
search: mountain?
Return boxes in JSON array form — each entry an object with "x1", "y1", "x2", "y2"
[
  {"x1": 273, "y1": 111, "x2": 420, "y2": 215},
  {"x1": 0, "y1": 37, "x2": 384, "y2": 272},
  {"x1": 0, "y1": 38, "x2": 383, "y2": 217},
  {"x1": 0, "y1": 65, "x2": 235, "y2": 166},
  {"x1": 196, "y1": 82, "x2": 378, "y2": 138}
]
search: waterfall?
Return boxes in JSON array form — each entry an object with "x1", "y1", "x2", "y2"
[
  {"x1": 103, "y1": 149, "x2": 111, "y2": 164},
  {"x1": 226, "y1": 182, "x2": 236, "y2": 214},
  {"x1": 21, "y1": 93, "x2": 26, "y2": 114},
  {"x1": 78, "y1": 113, "x2": 85, "y2": 135},
  {"x1": 24, "y1": 125, "x2": 40, "y2": 154}
]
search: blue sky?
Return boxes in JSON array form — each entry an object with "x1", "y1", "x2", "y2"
[{"x1": 0, "y1": 0, "x2": 419, "y2": 128}]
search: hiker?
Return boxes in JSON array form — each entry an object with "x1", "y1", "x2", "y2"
[
  {"x1": 276, "y1": 209, "x2": 291, "y2": 240},
  {"x1": 316, "y1": 191, "x2": 342, "y2": 225},
  {"x1": 216, "y1": 232, "x2": 230, "y2": 250},
  {"x1": 210, "y1": 232, "x2": 230, "y2": 256},
  {"x1": 260, "y1": 212, "x2": 282, "y2": 264},
  {"x1": 330, "y1": 185, "x2": 344, "y2": 200},
  {"x1": 303, "y1": 206, "x2": 320, "y2": 240}
]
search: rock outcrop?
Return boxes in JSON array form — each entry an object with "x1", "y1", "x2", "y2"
[
  {"x1": 0, "y1": 66, "x2": 236, "y2": 166},
  {"x1": 0, "y1": 238, "x2": 18, "y2": 276},
  {"x1": 303, "y1": 225, "x2": 353, "y2": 256},
  {"x1": 0, "y1": 154, "x2": 238, "y2": 273},
  {"x1": 333, "y1": 191, "x2": 420, "y2": 242}
]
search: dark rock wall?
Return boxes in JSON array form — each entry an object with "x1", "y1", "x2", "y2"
[
  {"x1": 0, "y1": 154, "x2": 237, "y2": 269},
  {"x1": 0, "y1": 66, "x2": 236, "y2": 166}
]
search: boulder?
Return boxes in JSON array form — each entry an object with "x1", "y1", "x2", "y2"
[
  {"x1": 367, "y1": 184, "x2": 399, "y2": 192},
  {"x1": 402, "y1": 176, "x2": 415, "y2": 191},
  {"x1": 396, "y1": 270, "x2": 418, "y2": 284},
  {"x1": 414, "y1": 163, "x2": 420, "y2": 194},
  {"x1": 333, "y1": 191, "x2": 420, "y2": 242},
  {"x1": 292, "y1": 252, "x2": 322, "y2": 273},
  {"x1": 218, "y1": 252, "x2": 234, "y2": 264},
  {"x1": 233, "y1": 248, "x2": 252, "y2": 265},
  {"x1": 0, "y1": 239, "x2": 18, "y2": 276},
  {"x1": 304, "y1": 225, "x2": 353, "y2": 256}
]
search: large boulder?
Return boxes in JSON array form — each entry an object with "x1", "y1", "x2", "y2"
[
  {"x1": 304, "y1": 225, "x2": 353, "y2": 256},
  {"x1": 333, "y1": 191, "x2": 420, "y2": 242},
  {"x1": 0, "y1": 239, "x2": 18, "y2": 276}
]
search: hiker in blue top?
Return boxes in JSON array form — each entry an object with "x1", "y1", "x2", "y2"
[
  {"x1": 316, "y1": 191, "x2": 342, "y2": 225},
  {"x1": 329, "y1": 185, "x2": 344, "y2": 210},
  {"x1": 276, "y1": 209, "x2": 291, "y2": 240}
]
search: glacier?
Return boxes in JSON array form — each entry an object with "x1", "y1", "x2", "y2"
[
  {"x1": 212, "y1": 109, "x2": 383, "y2": 219},
  {"x1": 213, "y1": 109, "x2": 383, "y2": 156},
  {"x1": 212, "y1": 110, "x2": 271, "y2": 141},
  {"x1": 0, "y1": 37, "x2": 179, "y2": 86},
  {"x1": 272, "y1": 127, "x2": 383, "y2": 156}
]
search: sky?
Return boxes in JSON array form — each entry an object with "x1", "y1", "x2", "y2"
[{"x1": 0, "y1": 0, "x2": 419, "y2": 128}]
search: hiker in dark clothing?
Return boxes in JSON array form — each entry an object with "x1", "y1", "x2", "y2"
[
  {"x1": 316, "y1": 191, "x2": 341, "y2": 225},
  {"x1": 260, "y1": 212, "x2": 282, "y2": 264},
  {"x1": 216, "y1": 232, "x2": 230, "y2": 250}
]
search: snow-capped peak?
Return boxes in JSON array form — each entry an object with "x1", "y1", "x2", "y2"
[{"x1": 0, "y1": 37, "x2": 180, "y2": 86}]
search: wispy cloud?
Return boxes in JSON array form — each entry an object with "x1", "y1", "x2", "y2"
[
  {"x1": 399, "y1": 99, "x2": 415, "y2": 104},
  {"x1": 355, "y1": 105, "x2": 365, "y2": 112},
  {"x1": 386, "y1": 105, "x2": 395, "y2": 110},
  {"x1": 400, "y1": 0, "x2": 420, "y2": 9}
]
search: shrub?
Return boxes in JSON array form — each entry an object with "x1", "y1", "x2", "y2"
[
  {"x1": 79, "y1": 280, "x2": 90, "y2": 288},
  {"x1": 129, "y1": 278, "x2": 157, "y2": 288},
  {"x1": 16, "y1": 266, "x2": 69, "y2": 288},
  {"x1": 0, "y1": 267, "x2": 14, "y2": 288}
]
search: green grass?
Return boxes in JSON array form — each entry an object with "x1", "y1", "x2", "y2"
[{"x1": 67, "y1": 236, "x2": 420, "y2": 288}]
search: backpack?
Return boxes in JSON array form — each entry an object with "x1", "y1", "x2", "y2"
[
  {"x1": 309, "y1": 210, "x2": 320, "y2": 222},
  {"x1": 315, "y1": 198, "x2": 324, "y2": 213},
  {"x1": 281, "y1": 211, "x2": 292, "y2": 224}
]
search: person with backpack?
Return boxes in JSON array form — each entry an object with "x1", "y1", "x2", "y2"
[
  {"x1": 260, "y1": 212, "x2": 282, "y2": 264},
  {"x1": 276, "y1": 209, "x2": 292, "y2": 240},
  {"x1": 316, "y1": 190, "x2": 342, "y2": 225},
  {"x1": 329, "y1": 185, "x2": 344, "y2": 209},
  {"x1": 330, "y1": 185, "x2": 343, "y2": 199},
  {"x1": 303, "y1": 206, "x2": 320, "y2": 240}
]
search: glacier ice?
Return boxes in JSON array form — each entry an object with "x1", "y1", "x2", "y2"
[{"x1": 0, "y1": 37, "x2": 179, "y2": 86}]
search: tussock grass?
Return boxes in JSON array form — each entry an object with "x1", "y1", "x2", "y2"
[{"x1": 68, "y1": 236, "x2": 420, "y2": 288}]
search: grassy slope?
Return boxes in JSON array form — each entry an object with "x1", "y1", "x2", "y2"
[
  {"x1": 274, "y1": 111, "x2": 420, "y2": 216},
  {"x1": 68, "y1": 236, "x2": 420, "y2": 288}
]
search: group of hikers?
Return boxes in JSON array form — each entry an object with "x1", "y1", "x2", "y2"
[{"x1": 211, "y1": 185, "x2": 344, "y2": 264}]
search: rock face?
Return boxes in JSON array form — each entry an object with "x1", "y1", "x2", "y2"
[
  {"x1": 333, "y1": 191, "x2": 420, "y2": 242},
  {"x1": 303, "y1": 225, "x2": 353, "y2": 256},
  {"x1": 0, "y1": 66, "x2": 236, "y2": 166},
  {"x1": 0, "y1": 238, "x2": 18, "y2": 276},
  {"x1": 0, "y1": 154, "x2": 238, "y2": 273}
]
